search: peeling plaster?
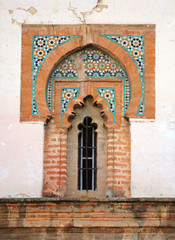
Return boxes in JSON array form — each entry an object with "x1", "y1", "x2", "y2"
[
  {"x1": 9, "y1": 6, "x2": 38, "y2": 25},
  {"x1": 16, "y1": 193, "x2": 31, "y2": 198},
  {"x1": 8, "y1": 9, "x2": 13, "y2": 14},
  {"x1": 23, "y1": 7, "x2": 37, "y2": 15},
  {"x1": 68, "y1": 0, "x2": 108, "y2": 22},
  {"x1": 5, "y1": 193, "x2": 31, "y2": 198}
]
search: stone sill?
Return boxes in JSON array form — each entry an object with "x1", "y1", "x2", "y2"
[
  {"x1": 0, "y1": 197, "x2": 175, "y2": 231},
  {"x1": 0, "y1": 197, "x2": 175, "y2": 203}
]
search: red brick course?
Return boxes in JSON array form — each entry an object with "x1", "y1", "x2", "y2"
[
  {"x1": 0, "y1": 198, "x2": 174, "y2": 239},
  {"x1": 107, "y1": 118, "x2": 131, "y2": 197},
  {"x1": 43, "y1": 120, "x2": 67, "y2": 197}
]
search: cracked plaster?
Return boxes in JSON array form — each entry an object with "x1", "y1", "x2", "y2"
[
  {"x1": 68, "y1": 0, "x2": 108, "y2": 22},
  {"x1": 9, "y1": 6, "x2": 37, "y2": 25}
]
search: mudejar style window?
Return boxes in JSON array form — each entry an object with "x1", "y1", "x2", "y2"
[{"x1": 78, "y1": 116, "x2": 97, "y2": 190}]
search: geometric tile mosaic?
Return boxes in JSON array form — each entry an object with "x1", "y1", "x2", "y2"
[
  {"x1": 124, "y1": 78, "x2": 131, "y2": 114},
  {"x1": 61, "y1": 88, "x2": 80, "y2": 123},
  {"x1": 100, "y1": 35, "x2": 145, "y2": 116},
  {"x1": 46, "y1": 77, "x2": 53, "y2": 114},
  {"x1": 49, "y1": 48, "x2": 127, "y2": 79},
  {"x1": 52, "y1": 58, "x2": 78, "y2": 79},
  {"x1": 32, "y1": 35, "x2": 81, "y2": 116},
  {"x1": 80, "y1": 49, "x2": 126, "y2": 78},
  {"x1": 97, "y1": 88, "x2": 116, "y2": 124},
  {"x1": 46, "y1": 48, "x2": 131, "y2": 115}
]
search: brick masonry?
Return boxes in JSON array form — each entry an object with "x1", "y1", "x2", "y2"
[
  {"x1": 21, "y1": 24, "x2": 155, "y2": 122},
  {"x1": 43, "y1": 87, "x2": 130, "y2": 197},
  {"x1": 43, "y1": 120, "x2": 67, "y2": 197},
  {"x1": 20, "y1": 24, "x2": 155, "y2": 198},
  {"x1": 0, "y1": 198, "x2": 174, "y2": 239},
  {"x1": 107, "y1": 118, "x2": 131, "y2": 197}
]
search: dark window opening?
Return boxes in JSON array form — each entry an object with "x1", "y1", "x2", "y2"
[{"x1": 78, "y1": 116, "x2": 97, "y2": 190}]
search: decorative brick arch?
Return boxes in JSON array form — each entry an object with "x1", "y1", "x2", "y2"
[
  {"x1": 43, "y1": 93, "x2": 131, "y2": 197},
  {"x1": 20, "y1": 25, "x2": 155, "y2": 198},
  {"x1": 94, "y1": 36, "x2": 141, "y2": 117},
  {"x1": 21, "y1": 25, "x2": 155, "y2": 121},
  {"x1": 35, "y1": 36, "x2": 83, "y2": 117},
  {"x1": 60, "y1": 94, "x2": 114, "y2": 128},
  {"x1": 35, "y1": 38, "x2": 141, "y2": 118}
]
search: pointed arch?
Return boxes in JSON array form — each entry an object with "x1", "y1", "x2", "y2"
[{"x1": 35, "y1": 38, "x2": 141, "y2": 119}]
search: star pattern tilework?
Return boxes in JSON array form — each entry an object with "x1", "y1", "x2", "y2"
[
  {"x1": 46, "y1": 57, "x2": 79, "y2": 113},
  {"x1": 124, "y1": 78, "x2": 131, "y2": 113},
  {"x1": 80, "y1": 49, "x2": 126, "y2": 78},
  {"x1": 97, "y1": 88, "x2": 116, "y2": 124},
  {"x1": 61, "y1": 88, "x2": 80, "y2": 123},
  {"x1": 100, "y1": 35, "x2": 144, "y2": 116},
  {"x1": 46, "y1": 48, "x2": 131, "y2": 115},
  {"x1": 32, "y1": 35, "x2": 80, "y2": 116},
  {"x1": 52, "y1": 58, "x2": 78, "y2": 79},
  {"x1": 46, "y1": 77, "x2": 53, "y2": 114}
]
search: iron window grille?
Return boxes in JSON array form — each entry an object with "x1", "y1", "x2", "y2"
[{"x1": 78, "y1": 116, "x2": 97, "y2": 191}]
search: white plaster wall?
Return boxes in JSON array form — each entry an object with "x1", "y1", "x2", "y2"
[{"x1": 0, "y1": 0, "x2": 174, "y2": 197}]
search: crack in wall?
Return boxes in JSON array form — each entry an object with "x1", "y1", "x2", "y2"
[
  {"x1": 68, "y1": 2, "x2": 85, "y2": 23},
  {"x1": 68, "y1": 0, "x2": 108, "y2": 23}
]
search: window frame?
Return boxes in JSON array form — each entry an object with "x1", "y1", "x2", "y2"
[{"x1": 78, "y1": 116, "x2": 97, "y2": 191}]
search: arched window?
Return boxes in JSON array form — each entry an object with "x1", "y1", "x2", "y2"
[{"x1": 78, "y1": 116, "x2": 97, "y2": 191}]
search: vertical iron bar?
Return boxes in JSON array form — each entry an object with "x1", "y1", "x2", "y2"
[
  {"x1": 80, "y1": 130, "x2": 83, "y2": 190},
  {"x1": 92, "y1": 126, "x2": 94, "y2": 190},
  {"x1": 86, "y1": 117, "x2": 88, "y2": 191}
]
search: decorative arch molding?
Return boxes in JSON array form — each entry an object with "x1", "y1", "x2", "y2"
[
  {"x1": 20, "y1": 25, "x2": 155, "y2": 122},
  {"x1": 100, "y1": 35, "x2": 145, "y2": 116},
  {"x1": 35, "y1": 36, "x2": 83, "y2": 117},
  {"x1": 54, "y1": 88, "x2": 120, "y2": 129},
  {"x1": 65, "y1": 94, "x2": 115, "y2": 128},
  {"x1": 32, "y1": 35, "x2": 82, "y2": 116},
  {"x1": 20, "y1": 25, "x2": 155, "y2": 199},
  {"x1": 35, "y1": 41, "x2": 141, "y2": 119},
  {"x1": 46, "y1": 47, "x2": 130, "y2": 115},
  {"x1": 43, "y1": 90, "x2": 130, "y2": 197},
  {"x1": 94, "y1": 36, "x2": 142, "y2": 117}
]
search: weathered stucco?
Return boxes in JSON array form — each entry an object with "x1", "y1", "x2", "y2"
[{"x1": 0, "y1": 0, "x2": 175, "y2": 197}]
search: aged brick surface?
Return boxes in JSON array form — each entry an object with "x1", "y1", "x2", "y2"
[
  {"x1": 43, "y1": 93, "x2": 130, "y2": 197},
  {"x1": 21, "y1": 24, "x2": 154, "y2": 199},
  {"x1": 107, "y1": 118, "x2": 131, "y2": 197},
  {"x1": 0, "y1": 198, "x2": 174, "y2": 239},
  {"x1": 21, "y1": 24, "x2": 155, "y2": 121},
  {"x1": 43, "y1": 120, "x2": 67, "y2": 197}
]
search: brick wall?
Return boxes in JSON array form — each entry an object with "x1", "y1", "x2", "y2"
[
  {"x1": 0, "y1": 198, "x2": 174, "y2": 239},
  {"x1": 20, "y1": 24, "x2": 155, "y2": 198},
  {"x1": 43, "y1": 96, "x2": 131, "y2": 197},
  {"x1": 107, "y1": 117, "x2": 131, "y2": 197},
  {"x1": 43, "y1": 119, "x2": 67, "y2": 197}
]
